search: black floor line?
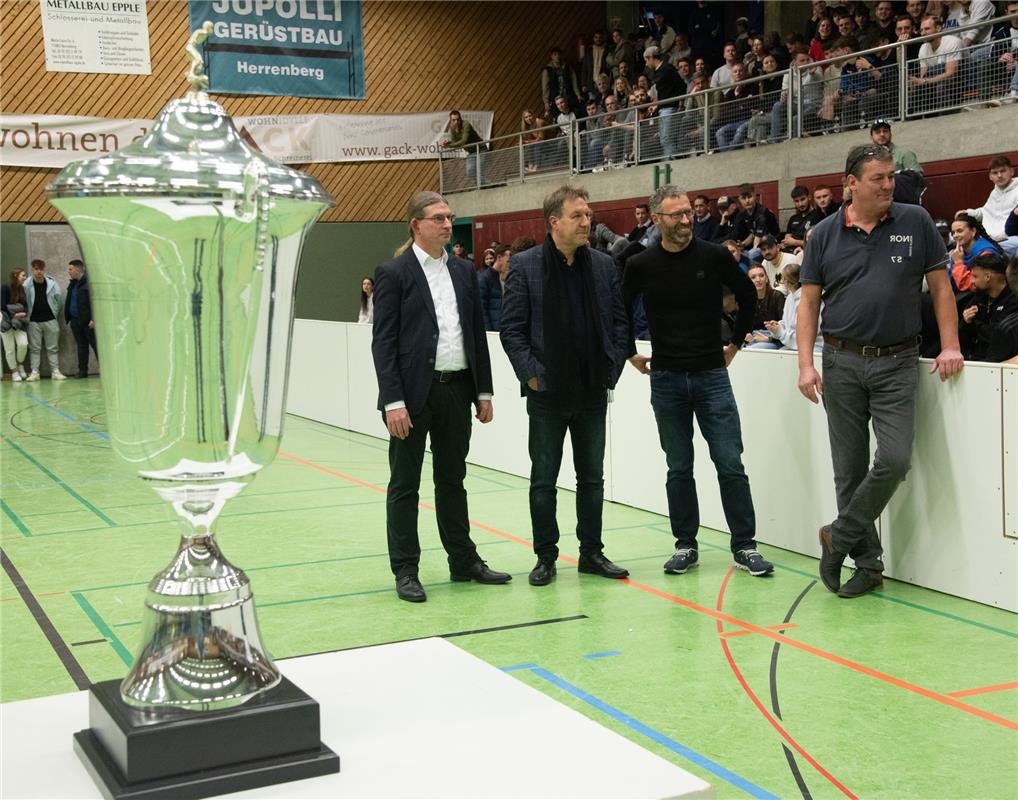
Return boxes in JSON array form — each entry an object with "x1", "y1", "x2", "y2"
[
  {"x1": 71, "y1": 639, "x2": 109, "y2": 647},
  {"x1": 769, "y1": 580, "x2": 818, "y2": 800},
  {"x1": 280, "y1": 614, "x2": 589, "y2": 661},
  {"x1": 1, "y1": 548, "x2": 91, "y2": 690}
]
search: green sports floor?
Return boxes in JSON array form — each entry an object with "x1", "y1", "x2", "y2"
[{"x1": 2, "y1": 379, "x2": 1016, "y2": 799}]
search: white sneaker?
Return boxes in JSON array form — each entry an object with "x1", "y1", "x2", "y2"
[
  {"x1": 17, "y1": 366, "x2": 26, "y2": 378},
  {"x1": 11, "y1": 371, "x2": 22, "y2": 382},
  {"x1": 25, "y1": 371, "x2": 40, "y2": 382},
  {"x1": 51, "y1": 370, "x2": 67, "y2": 381}
]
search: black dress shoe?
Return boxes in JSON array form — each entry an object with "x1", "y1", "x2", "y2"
[
  {"x1": 396, "y1": 575, "x2": 426, "y2": 603},
  {"x1": 577, "y1": 552, "x2": 629, "y2": 579},
  {"x1": 528, "y1": 560, "x2": 557, "y2": 586},
  {"x1": 818, "y1": 525, "x2": 846, "y2": 594},
  {"x1": 449, "y1": 561, "x2": 512, "y2": 584},
  {"x1": 837, "y1": 568, "x2": 883, "y2": 598}
]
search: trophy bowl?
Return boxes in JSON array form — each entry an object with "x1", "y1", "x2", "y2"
[{"x1": 48, "y1": 66, "x2": 333, "y2": 710}]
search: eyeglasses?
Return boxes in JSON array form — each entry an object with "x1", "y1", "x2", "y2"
[
  {"x1": 845, "y1": 145, "x2": 890, "y2": 176},
  {"x1": 657, "y1": 210, "x2": 693, "y2": 220},
  {"x1": 420, "y1": 214, "x2": 456, "y2": 224}
]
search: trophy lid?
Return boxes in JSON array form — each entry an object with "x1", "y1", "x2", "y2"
[{"x1": 47, "y1": 23, "x2": 333, "y2": 206}]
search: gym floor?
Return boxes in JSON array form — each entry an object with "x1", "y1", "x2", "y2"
[{"x1": 2, "y1": 379, "x2": 1016, "y2": 799}]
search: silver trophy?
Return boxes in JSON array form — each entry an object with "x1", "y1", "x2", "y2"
[{"x1": 48, "y1": 24, "x2": 334, "y2": 711}]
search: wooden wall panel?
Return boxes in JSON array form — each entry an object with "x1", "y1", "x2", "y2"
[{"x1": 0, "y1": 0, "x2": 604, "y2": 222}]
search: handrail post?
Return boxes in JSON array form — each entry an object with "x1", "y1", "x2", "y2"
[
  {"x1": 519, "y1": 133, "x2": 525, "y2": 182},
  {"x1": 438, "y1": 149, "x2": 445, "y2": 194},
  {"x1": 898, "y1": 40, "x2": 909, "y2": 120}
]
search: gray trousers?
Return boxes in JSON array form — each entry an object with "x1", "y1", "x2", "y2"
[
  {"x1": 28, "y1": 319, "x2": 61, "y2": 373},
  {"x1": 821, "y1": 344, "x2": 919, "y2": 572}
]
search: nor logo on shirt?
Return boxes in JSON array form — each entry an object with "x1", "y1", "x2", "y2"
[{"x1": 889, "y1": 233, "x2": 913, "y2": 261}]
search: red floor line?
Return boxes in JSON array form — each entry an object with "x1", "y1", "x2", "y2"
[
  {"x1": 947, "y1": 681, "x2": 1018, "y2": 698},
  {"x1": 721, "y1": 623, "x2": 799, "y2": 639},
  {"x1": 281, "y1": 447, "x2": 1018, "y2": 733},
  {"x1": 715, "y1": 567, "x2": 858, "y2": 800}
]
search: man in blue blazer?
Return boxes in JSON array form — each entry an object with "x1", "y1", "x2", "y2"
[
  {"x1": 500, "y1": 185, "x2": 631, "y2": 586},
  {"x1": 372, "y1": 191, "x2": 511, "y2": 603}
]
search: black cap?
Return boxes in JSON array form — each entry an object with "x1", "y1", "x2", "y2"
[
  {"x1": 758, "y1": 234, "x2": 777, "y2": 247},
  {"x1": 870, "y1": 118, "x2": 892, "y2": 131}
]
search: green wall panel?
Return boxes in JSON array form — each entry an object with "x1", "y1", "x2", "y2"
[
  {"x1": 1, "y1": 223, "x2": 28, "y2": 271},
  {"x1": 294, "y1": 221, "x2": 408, "y2": 322}
]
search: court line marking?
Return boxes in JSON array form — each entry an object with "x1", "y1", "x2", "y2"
[
  {"x1": 715, "y1": 569, "x2": 848, "y2": 798},
  {"x1": 1, "y1": 548, "x2": 90, "y2": 690},
  {"x1": 769, "y1": 581, "x2": 818, "y2": 800},
  {"x1": 947, "y1": 681, "x2": 1018, "y2": 699},
  {"x1": 278, "y1": 449, "x2": 1018, "y2": 732},
  {"x1": 0, "y1": 499, "x2": 31, "y2": 537},
  {"x1": 24, "y1": 393, "x2": 110, "y2": 441},
  {"x1": 0, "y1": 434, "x2": 116, "y2": 527},
  {"x1": 70, "y1": 591, "x2": 134, "y2": 667},
  {"x1": 583, "y1": 650, "x2": 622, "y2": 659},
  {"x1": 502, "y1": 663, "x2": 779, "y2": 800},
  {"x1": 720, "y1": 623, "x2": 798, "y2": 639}
]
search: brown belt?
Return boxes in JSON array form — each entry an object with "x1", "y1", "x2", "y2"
[{"x1": 823, "y1": 335, "x2": 920, "y2": 358}]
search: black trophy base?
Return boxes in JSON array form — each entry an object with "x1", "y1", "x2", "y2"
[{"x1": 74, "y1": 677, "x2": 340, "y2": 800}]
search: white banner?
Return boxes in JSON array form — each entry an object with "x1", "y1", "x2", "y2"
[
  {"x1": 40, "y1": 0, "x2": 152, "y2": 75},
  {"x1": 0, "y1": 111, "x2": 494, "y2": 169}
]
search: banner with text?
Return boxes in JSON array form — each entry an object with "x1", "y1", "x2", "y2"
[
  {"x1": 0, "y1": 112, "x2": 494, "y2": 168},
  {"x1": 188, "y1": 0, "x2": 365, "y2": 99},
  {"x1": 40, "y1": 0, "x2": 151, "y2": 74}
]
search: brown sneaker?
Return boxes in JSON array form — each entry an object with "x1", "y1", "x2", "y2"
[
  {"x1": 818, "y1": 525, "x2": 845, "y2": 594},
  {"x1": 838, "y1": 568, "x2": 883, "y2": 598}
]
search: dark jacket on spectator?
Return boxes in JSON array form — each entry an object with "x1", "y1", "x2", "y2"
[
  {"x1": 960, "y1": 285, "x2": 1018, "y2": 362},
  {"x1": 733, "y1": 203, "x2": 780, "y2": 242},
  {"x1": 478, "y1": 267, "x2": 505, "y2": 332},
  {"x1": 718, "y1": 82, "x2": 758, "y2": 125},
  {"x1": 647, "y1": 60, "x2": 684, "y2": 107},
  {"x1": 64, "y1": 274, "x2": 93, "y2": 325},
  {"x1": 694, "y1": 213, "x2": 720, "y2": 242}
]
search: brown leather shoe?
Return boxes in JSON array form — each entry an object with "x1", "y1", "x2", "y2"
[
  {"x1": 837, "y1": 568, "x2": 883, "y2": 598},
  {"x1": 818, "y1": 525, "x2": 845, "y2": 594}
]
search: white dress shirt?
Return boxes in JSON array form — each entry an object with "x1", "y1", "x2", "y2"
[
  {"x1": 413, "y1": 243, "x2": 467, "y2": 371},
  {"x1": 384, "y1": 245, "x2": 490, "y2": 412}
]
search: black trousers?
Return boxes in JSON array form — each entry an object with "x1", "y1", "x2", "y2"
[
  {"x1": 386, "y1": 371, "x2": 480, "y2": 579},
  {"x1": 69, "y1": 319, "x2": 98, "y2": 375}
]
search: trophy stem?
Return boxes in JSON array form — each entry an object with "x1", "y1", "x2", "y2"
[{"x1": 120, "y1": 483, "x2": 281, "y2": 711}]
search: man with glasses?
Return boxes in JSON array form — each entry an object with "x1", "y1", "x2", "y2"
[
  {"x1": 500, "y1": 185, "x2": 631, "y2": 587},
  {"x1": 797, "y1": 145, "x2": 963, "y2": 598},
  {"x1": 371, "y1": 191, "x2": 509, "y2": 603},
  {"x1": 622, "y1": 185, "x2": 774, "y2": 579}
]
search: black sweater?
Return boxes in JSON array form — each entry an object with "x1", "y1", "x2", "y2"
[{"x1": 623, "y1": 239, "x2": 756, "y2": 371}]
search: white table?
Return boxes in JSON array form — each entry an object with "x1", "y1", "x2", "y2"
[{"x1": 1, "y1": 637, "x2": 712, "y2": 799}]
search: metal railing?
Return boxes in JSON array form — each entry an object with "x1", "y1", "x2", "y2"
[{"x1": 439, "y1": 13, "x2": 1015, "y2": 193}]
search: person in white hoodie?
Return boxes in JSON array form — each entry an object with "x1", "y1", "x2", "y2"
[
  {"x1": 749, "y1": 262, "x2": 822, "y2": 351},
  {"x1": 962, "y1": 155, "x2": 1018, "y2": 258}
]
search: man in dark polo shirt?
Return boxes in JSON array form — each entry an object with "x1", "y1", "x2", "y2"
[
  {"x1": 797, "y1": 144, "x2": 963, "y2": 599},
  {"x1": 623, "y1": 185, "x2": 774, "y2": 579}
]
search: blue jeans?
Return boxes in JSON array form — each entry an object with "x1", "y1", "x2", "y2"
[
  {"x1": 657, "y1": 106, "x2": 677, "y2": 160},
  {"x1": 715, "y1": 121, "x2": 745, "y2": 151},
  {"x1": 649, "y1": 368, "x2": 757, "y2": 553},
  {"x1": 527, "y1": 387, "x2": 608, "y2": 561}
]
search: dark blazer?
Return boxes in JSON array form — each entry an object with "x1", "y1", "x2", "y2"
[
  {"x1": 478, "y1": 267, "x2": 504, "y2": 332},
  {"x1": 371, "y1": 248, "x2": 493, "y2": 417},
  {"x1": 64, "y1": 276, "x2": 93, "y2": 325},
  {"x1": 499, "y1": 243, "x2": 629, "y2": 391}
]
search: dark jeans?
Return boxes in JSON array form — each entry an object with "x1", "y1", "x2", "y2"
[
  {"x1": 821, "y1": 345, "x2": 919, "y2": 573},
  {"x1": 649, "y1": 367, "x2": 756, "y2": 553},
  {"x1": 527, "y1": 387, "x2": 607, "y2": 562},
  {"x1": 69, "y1": 319, "x2": 98, "y2": 375},
  {"x1": 386, "y1": 372, "x2": 480, "y2": 579}
]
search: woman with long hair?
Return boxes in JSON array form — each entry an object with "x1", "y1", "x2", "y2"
[
  {"x1": 745, "y1": 264, "x2": 787, "y2": 346},
  {"x1": 951, "y1": 213, "x2": 1004, "y2": 291},
  {"x1": 809, "y1": 16, "x2": 835, "y2": 62},
  {"x1": 1, "y1": 269, "x2": 29, "y2": 380},
  {"x1": 358, "y1": 276, "x2": 374, "y2": 324}
]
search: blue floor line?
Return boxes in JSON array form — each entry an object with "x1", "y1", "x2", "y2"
[
  {"x1": 25, "y1": 393, "x2": 110, "y2": 441},
  {"x1": 504, "y1": 663, "x2": 778, "y2": 800}
]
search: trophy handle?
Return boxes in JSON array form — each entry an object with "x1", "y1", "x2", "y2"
[{"x1": 185, "y1": 21, "x2": 215, "y2": 95}]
